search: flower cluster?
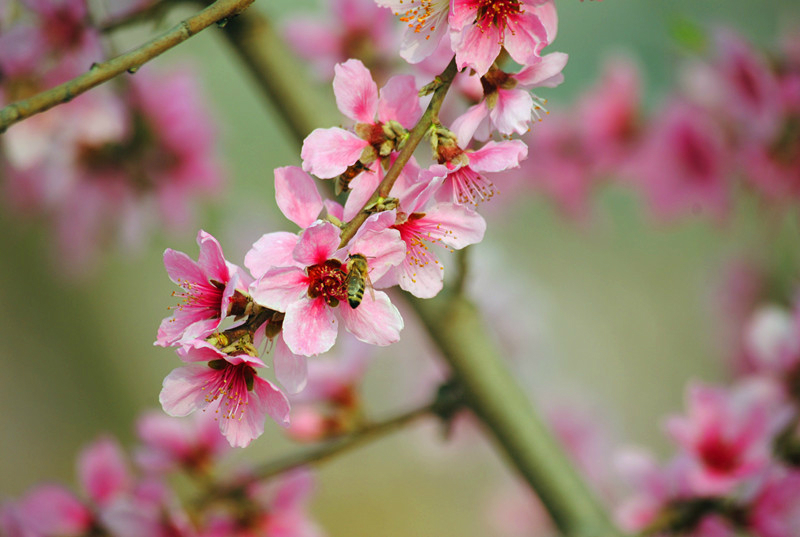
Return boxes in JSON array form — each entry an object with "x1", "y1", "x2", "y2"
[
  {"x1": 157, "y1": 1, "x2": 565, "y2": 447},
  {"x1": 500, "y1": 27, "x2": 800, "y2": 223},
  {"x1": 0, "y1": 0, "x2": 224, "y2": 273},
  {"x1": 614, "y1": 297, "x2": 800, "y2": 537},
  {"x1": 0, "y1": 412, "x2": 324, "y2": 537}
]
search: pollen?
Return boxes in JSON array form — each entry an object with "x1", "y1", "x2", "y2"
[{"x1": 394, "y1": 0, "x2": 442, "y2": 38}]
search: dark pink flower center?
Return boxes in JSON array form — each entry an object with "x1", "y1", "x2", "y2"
[
  {"x1": 698, "y1": 437, "x2": 740, "y2": 474},
  {"x1": 203, "y1": 361, "x2": 256, "y2": 422},
  {"x1": 395, "y1": 212, "x2": 452, "y2": 276},
  {"x1": 475, "y1": 0, "x2": 523, "y2": 37},
  {"x1": 307, "y1": 259, "x2": 349, "y2": 307},
  {"x1": 676, "y1": 126, "x2": 716, "y2": 182},
  {"x1": 170, "y1": 278, "x2": 225, "y2": 317}
]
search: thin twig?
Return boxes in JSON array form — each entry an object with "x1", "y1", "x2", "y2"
[
  {"x1": 0, "y1": 0, "x2": 254, "y2": 132},
  {"x1": 198, "y1": 400, "x2": 439, "y2": 505},
  {"x1": 337, "y1": 58, "x2": 458, "y2": 249}
]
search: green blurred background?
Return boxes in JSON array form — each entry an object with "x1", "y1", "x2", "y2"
[{"x1": 2, "y1": 1, "x2": 800, "y2": 535}]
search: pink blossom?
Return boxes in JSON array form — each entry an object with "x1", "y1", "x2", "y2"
[
  {"x1": 301, "y1": 59, "x2": 420, "y2": 180},
  {"x1": 134, "y1": 411, "x2": 231, "y2": 474},
  {"x1": 748, "y1": 470, "x2": 800, "y2": 537},
  {"x1": 157, "y1": 230, "x2": 249, "y2": 347},
  {"x1": 449, "y1": 0, "x2": 556, "y2": 77},
  {"x1": 78, "y1": 436, "x2": 132, "y2": 507},
  {"x1": 614, "y1": 449, "x2": 695, "y2": 532},
  {"x1": 376, "y1": 0, "x2": 450, "y2": 64},
  {"x1": 665, "y1": 381, "x2": 784, "y2": 496},
  {"x1": 159, "y1": 341, "x2": 290, "y2": 447},
  {"x1": 378, "y1": 180, "x2": 486, "y2": 298},
  {"x1": 628, "y1": 100, "x2": 730, "y2": 222},
  {"x1": 451, "y1": 52, "x2": 568, "y2": 142},
  {"x1": 249, "y1": 218, "x2": 405, "y2": 356},
  {"x1": 511, "y1": 114, "x2": 596, "y2": 220},
  {"x1": 427, "y1": 139, "x2": 528, "y2": 206},
  {"x1": 4, "y1": 484, "x2": 93, "y2": 536},
  {"x1": 287, "y1": 334, "x2": 373, "y2": 441},
  {"x1": 712, "y1": 29, "x2": 783, "y2": 142},
  {"x1": 283, "y1": 0, "x2": 396, "y2": 81},
  {"x1": 577, "y1": 56, "x2": 643, "y2": 175},
  {"x1": 206, "y1": 470, "x2": 324, "y2": 537}
]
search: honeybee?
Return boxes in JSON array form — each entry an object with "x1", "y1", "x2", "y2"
[{"x1": 345, "y1": 254, "x2": 374, "y2": 309}]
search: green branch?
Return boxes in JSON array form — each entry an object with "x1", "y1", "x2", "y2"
[{"x1": 0, "y1": 0, "x2": 254, "y2": 132}]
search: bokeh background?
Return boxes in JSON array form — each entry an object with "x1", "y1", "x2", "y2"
[{"x1": 2, "y1": 1, "x2": 800, "y2": 535}]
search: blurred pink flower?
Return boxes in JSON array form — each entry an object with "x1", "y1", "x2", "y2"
[
  {"x1": 629, "y1": 100, "x2": 730, "y2": 222},
  {"x1": 749, "y1": 469, "x2": 800, "y2": 537},
  {"x1": 665, "y1": 381, "x2": 784, "y2": 496},
  {"x1": 134, "y1": 411, "x2": 231, "y2": 474},
  {"x1": 283, "y1": 0, "x2": 397, "y2": 81}
]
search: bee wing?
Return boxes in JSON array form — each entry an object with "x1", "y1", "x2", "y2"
[{"x1": 365, "y1": 269, "x2": 376, "y2": 301}]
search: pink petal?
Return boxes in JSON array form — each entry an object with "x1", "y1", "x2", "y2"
[
  {"x1": 17, "y1": 485, "x2": 92, "y2": 535},
  {"x1": 468, "y1": 140, "x2": 528, "y2": 172},
  {"x1": 448, "y1": 0, "x2": 476, "y2": 31},
  {"x1": 339, "y1": 290, "x2": 403, "y2": 346},
  {"x1": 532, "y1": 0, "x2": 558, "y2": 42},
  {"x1": 159, "y1": 364, "x2": 217, "y2": 417},
  {"x1": 274, "y1": 336, "x2": 309, "y2": 394},
  {"x1": 391, "y1": 254, "x2": 445, "y2": 299},
  {"x1": 453, "y1": 24, "x2": 502, "y2": 77},
  {"x1": 333, "y1": 59, "x2": 378, "y2": 123},
  {"x1": 275, "y1": 166, "x2": 324, "y2": 229},
  {"x1": 503, "y1": 11, "x2": 548, "y2": 68},
  {"x1": 216, "y1": 376, "x2": 289, "y2": 447},
  {"x1": 78, "y1": 436, "x2": 130, "y2": 506},
  {"x1": 515, "y1": 52, "x2": 569, "y2": 87},
  {"x1": 422, "y1": 203, "x2": 486, "y2": 248},
  {"x1": 490, "y1": 89, "x2": 534, "y2": 136},
  {"x1": 451, "y1": 101, "x2": 490, "y2": 148},
  {"x1": 293, "y1": 221, "x2": 342, "y2": 266},
  {"x1": 377, "y1": 75, "x2": 421, "y2": 128},
  {"x1": 301, "y1": 127, "x2": 368, "y2": 179},
  {"x1": 163, "y1": 248, "x2": 205, "y2": 287},
  {"x1": 249, "y1": 266, "x2": 308, "y2": 312},
  {"x1": 255, "y1": 376, "x2": 292, "y2": 428},
  {"x1": 283, "y1": 297, "x2": 339, "y2": 356},
  {"x1": 245, "y1": 231, "x2": 300, "y2": 280},
  {"x1": 196, "y1": 230, "x2": 229, "y2": 284}
]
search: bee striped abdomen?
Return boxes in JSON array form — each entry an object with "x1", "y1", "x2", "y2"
[{"x1": 347, "y1": 276, "x2": 365, "y2": 309}]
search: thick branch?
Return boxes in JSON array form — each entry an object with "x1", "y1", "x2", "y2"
[{"x1": 0, "y1": 0, "x2": 254, "y2": 132}]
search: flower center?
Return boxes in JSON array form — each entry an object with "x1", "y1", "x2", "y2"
[
  {"x1": 698, "y1": 437, "x2": 740, "y2": 474},
  {"x1": 475, "y1": 0, "x2": 523, "y2": 37},
  {"x1": 307, "y1": 259, "x2": 349, "y2": 307},
  {"x1": 203, "y1": 361, "x2": 256, "y2": 422}
]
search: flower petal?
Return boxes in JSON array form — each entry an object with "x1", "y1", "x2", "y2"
[
  {"x1": 377, "y1": 75, "x2": 421, "y2": 128},
  {"x1": 274, "y1": 336, "x2": 309, "y2": 394},
  {"x1": 275, "y1": 166, "x2": 324, "y2": 229},
  {"x1": 339, "y1": 290, "x2": 403, "y2": 346},
  {"x1": 245, "y1": 231, "x2": 300, "y2": 279},
  {"x1": 301, "y1": 127, "x2": 368, "y2": 179},
  {"x1": 283, "y1": 297, "x2": 339, "y2": 356},
  {"x1": 333, "y1": 59, "x2": 379, "y2": 123},
  {"x1": 249, "y1": 266, "x2": 308, "y2": 312}
]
